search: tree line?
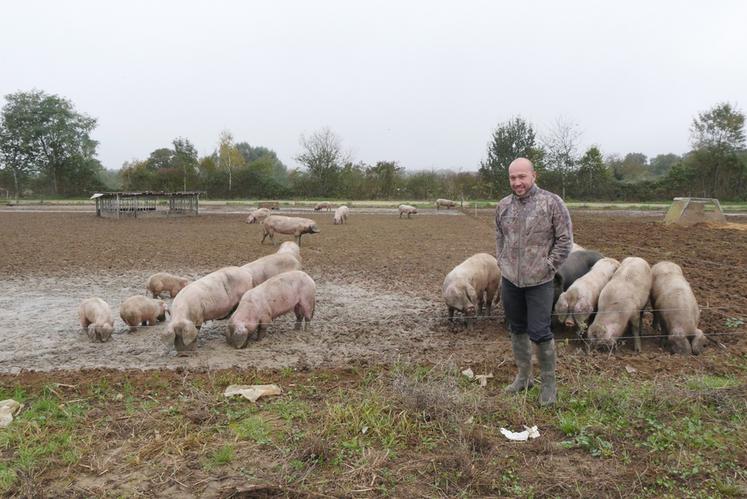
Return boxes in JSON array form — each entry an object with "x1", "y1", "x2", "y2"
[{"x1": 1, "y1": 89, "x2": 745, "y2": 202}]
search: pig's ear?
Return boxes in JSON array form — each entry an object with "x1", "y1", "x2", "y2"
[
  {"x1": 160, "y1": 327, "x2": 175, "y2": 347},
  {"x1": 181, "y1": 324, "x2": 198, "y2": 346}
]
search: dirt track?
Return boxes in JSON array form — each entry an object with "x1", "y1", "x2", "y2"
[{"x1": 1, "y1": 208, "x2": 746, "y2": 374}]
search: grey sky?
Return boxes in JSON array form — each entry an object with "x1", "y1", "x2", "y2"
[{"x1": 2, "y1": 1, "x2": 746, "y2": 171}]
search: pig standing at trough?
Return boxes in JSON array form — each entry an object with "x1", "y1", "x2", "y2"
[
  {"x1": 435, "y1": 198, "x2": 458, "y2": 210},
  {"x1": 226, "y1": 270, "x2": 316, "y2": 348},
  {"x1": 399, "y1": 204, "x2": 418, "y2": 218},
  {"x1": 78, "y1": 297, "x2": 114, "y2": 342},
  {"x1": 554, "y1": 257, "x2": 619, "y2": 334},
  {"x1": 442, "y1": 253, "x2": 501, "y2": 327},
  {"x1": 245, "y1": 208, "x2": 272, "y2": 224},
  {"x1": 241, "y1": 242, "x2": 302, "y2": 286},
  {"x1": 333, "y1": 205, "x2": 350, "y2": 225},
  {"x1": 261, "y1": 215, "x2": 320, "y2": 246},
  {"x1": 146, "y1": 272, "x2": 190, "y2": 298},
  {"x1": 587, "y1": 257, "x2": 652, "y2": 352},
  {"x1": 120, "y1": 295, "x2": 169, "y2": 331},
  {"x1": 650, "y1": 261, "x2": 706, "y2": 355},
  {"x1": 161, "y1": 266, "x2": 254, "y2": 353}
]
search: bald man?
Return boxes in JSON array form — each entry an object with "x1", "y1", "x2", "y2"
[{"x1": 495, "y1": 158, "x2": 573, "y2": 406}]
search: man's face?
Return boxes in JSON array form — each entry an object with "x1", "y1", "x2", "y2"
[{"x1": 508, "y1": 162, "x2": 536, "y2": 197}]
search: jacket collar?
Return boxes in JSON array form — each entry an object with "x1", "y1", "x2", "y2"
[{"x1": 513, "y1": 183, "x2": 539, "y2": 203}]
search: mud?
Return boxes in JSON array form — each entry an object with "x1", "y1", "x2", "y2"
[{"x1": 1, "y1": 209, "x2": 746, "y2": 373}]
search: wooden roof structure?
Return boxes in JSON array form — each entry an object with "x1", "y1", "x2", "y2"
[{"x1": 91, "y1": 191, "x2": 204, "y2": 218}]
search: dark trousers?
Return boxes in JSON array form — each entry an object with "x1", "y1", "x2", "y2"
[{"x1": 501, "y1": 277, "x2": 554, "y2": 344}]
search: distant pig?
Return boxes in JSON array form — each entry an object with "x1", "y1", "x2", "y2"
[
  {"x1": 226, "y1": 270, "x2": 316, "y2": 348},
  {"x1": 435, "y1": 198, "x2": 457, "y2": 210},
  {"x1": 553, "y1": 250, "x2": 604, "y2": 305},
  {"x1": 261, "y1": 215, "x2": 320, "y2": 246},
  {"x1": 78, "y1": 297, "x2": 114, "y2": 342},
  {"x1": 399, "y1": 204, "x2": 418, "y2": 218},
  {"x1": 650, "y1": 261, "x2": 706, "y2": 355},
  {"x1": 245, "y1": 208, "x2": 272, "y2": 224},
  {"x1": 333, "y1": 205, "x2": 350, "y2": 225},
  {"x1": 146, "y1": 272, "x2": 191, "y2": 298},
  {"x1": 443, "y1": 253, "x2": 501, "y2": 327},
  {"x1": 120, "y1": 295, "x2": 169, "y2": 332},
  {"x1": 161, "y1": 266, "x2": 254, "y2": 353},
  {"x1": 241, "y1": 245, "x2": 302, "y2": 286},
  {"x1": 554, "y1": 257, "x2": 619, "y2": 333},
  {"x1": 587, "y1": 257, "x2": 652, "y2": 352},
  {"x1": 314, "y1": 202, "x2": 334, "y2": 211}
]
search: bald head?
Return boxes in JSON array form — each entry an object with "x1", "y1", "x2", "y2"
[{"x1": 508, "y1": 157, "x2": 536, "y2": 197}]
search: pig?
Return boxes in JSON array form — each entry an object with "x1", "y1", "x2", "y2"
[
  {"x1": 553, "y1": 250, "x2": 604, "y2": 305},
  {"x1": 160, "y1": 266, "x2": 254, "y2": 353},
  {"x1": 245, "y1": 207, "x2": 272, "y2": 224},
  {"x1": 399, "y1": 204, "x2": 418, "y2": 218},
  {"x1": 333, "y1": 205, "x2": 350, "y2": 225},
  {"x1": 241, "y1": 246, "x2": 302, "y2": 286},
  {"x1": 120, "y1": 295, "x2": 169, "y2": 332},
  {"x1": 587, "y1": 257, "x2": 652, "y2": 352},
  {"x1": 314, "y1": 202, "x2": 334, "y2": 211},
  {"x1": 554, "y1": 258, "x2": 620, "y2": 334},
  {"x1": 261, "y1": 215, "x2": 320, "y2": 246},
  {"x1": 650, "y1": 261, "x2": 706, "y2": 355},
  {"x1": 276, "y1": 240, "x2": 302, "y2": 263},
  {"x1": 78, "y1": 297, "x2": 114, "y2": 342},
  {"x1": 435, "y1": 198, "x2": 458, "y2": 210},
  {"x1": 146, "y1": 272, "x2": 191, "y2": 298},
  {"x1": 442, "y1": 253, "x2": 501, "y2": 327},
  {"x1": 226, "y1": 270, "x2": 316, "y2": 348}
]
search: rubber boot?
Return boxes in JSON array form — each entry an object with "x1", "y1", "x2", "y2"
[
  {"x1": 537, "y1": 339, "x2": 557, "y2": 406},
  {"x1": 505, "y1": 333, "x2": 534, "y2": 393}
]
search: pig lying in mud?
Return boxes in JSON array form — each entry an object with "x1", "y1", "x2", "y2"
[
  {"x1": 650, "y1": 261, "x2": 706, "y2": 355},
  {"x1": 443, "y1": 253, "x2": 501, "y2": 328},
  {"x1": 120, "y1": 295, "x2": 169, "y2": 332},
  {"x1": 226, "y1": 270, "x2": 316, "y2": 348},
  {"x1": 553, "y1": 250, "x2": 603, "y2": 305},
  {"x1": 333, "y1": 205, "x2": 350, "y2": 225},
  {"x1": 146, "y1": 272, "x2": 190, "y2": 298},
  {"x1": 554, "y1": 257, "x2": 619, "y2": 334},
  {"x1": 399, "y1": 204, "x2": 418, "y2": 218},
  {"x1": 161, "y1": 266, "x2": 254, "y2": 353},
  {"x1": 261, "y1": 215, "x2": 320, "y2": 246},
  {"x1": 245, "y1": 207, "x2": 272, "y2": 224},
  {"x1": 78, "y1": 297, "x2": 114, "y2": 342},
  {"x1": 435, "y1": 198, "x2": 457, "y2": 210},
  {"x1": 241, "y1": 242, "x2": 302, "y2": 286},
  {"x1": 587, "y1": 257, "x2": 652, "y2": 352}
]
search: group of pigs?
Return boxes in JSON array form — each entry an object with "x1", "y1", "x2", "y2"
[
  {"x1": 443, "y1": 244, "x2": 706, "y2": 355},
  {"x1": 78, "y1": 241, "x2": 317, "y2": 353},
  {"x1": 245, "y1": 205, "x2": 350, "y2": 246}
]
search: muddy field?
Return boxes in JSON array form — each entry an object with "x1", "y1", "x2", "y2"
[{"x1": 1, "y1": 207, "x2": 746, "y2": 374}]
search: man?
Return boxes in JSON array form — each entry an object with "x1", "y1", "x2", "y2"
[{"x1": 495, "y1": 158, "x2": 573, "y2": 405}]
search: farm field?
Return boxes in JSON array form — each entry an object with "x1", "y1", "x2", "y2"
[{"x1": 1, "y1": 208, "x2": 746, "y2": 497}]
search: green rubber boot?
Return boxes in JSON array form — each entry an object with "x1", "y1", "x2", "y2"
[
  {"x1": 505, "y1": 333, "x2": 534, "y2": 393},
  {"x1": 537, "y1": 339, "x2": 557, "y2": 406}
]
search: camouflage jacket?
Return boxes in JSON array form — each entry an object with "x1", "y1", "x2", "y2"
[{"x1": 495, "y1": 184, "x2": 573, "y2": 287}]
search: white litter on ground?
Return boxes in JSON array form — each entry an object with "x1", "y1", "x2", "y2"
[
  {"x1": 500, "y1": 425, "x2": 541, "y2": 441},
  {"x1": 223, "y1": 384, "x2": 282, "y2": 402},
  {"x1": 0, "y1": 400, "x2": 22, "y2": 428}
]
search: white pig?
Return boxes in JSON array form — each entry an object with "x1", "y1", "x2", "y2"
[
  {"x1": 226, "y1": 270, "x2": 316, "y2": 348},
  {"x1": 120, "y1": 295, "x2": 169, "y2": 332},
  {"x1": 241, "y1": 246, "x2": 302, "y2": 287},
  {"x1": 245, "y1": 208, "x2": 272, "y2": 224},
  {"x1": 443, "y1": 253, "x2": 501, "y2": 327},
  {"x1": 435, "y1": 198, "x2": 457, "y2": 210},
  {"x1": 161, "y1": 266, "x2": 254, "y2": 353},
  {"x1": 587, "y1": 257, "x2": 652, "y2": 352},
  {"x1": 399, "y1": 204, "x2": 418, "y2": 218},
  {"x1": 650, "y1": 261, "x2": 706, "y2": 355},
  {"x1": 554, "y1": 257, "x2": 619, "y2": 333},
  {"x1": 276, "y1": 241, "x2": 302, "y2": 262},
  {"x1": 261, "y1": 215, "x2": 320, "y2": 246},
  {"x1": 78, "y1": 297, "x2": 114, "y2": 342},
  {"x1": 146, "y1": 272, "x2": 191, "y2": 298},
  {"x1": 333, "y1": 205, "x2": 350, "y2": 225}
]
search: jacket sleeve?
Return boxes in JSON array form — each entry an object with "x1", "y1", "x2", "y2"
[
  {"x1": 495, "y1": 205, "x2": 504, "y2": 262},
  {"x1": 548, "y1": 197, "x2": 573, "y2": 271}
]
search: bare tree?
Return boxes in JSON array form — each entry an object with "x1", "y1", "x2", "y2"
[
  {"x1": 542, "y1": 117, "x2": 582, "y2": 199},
  {"x1": 295, "y1": 127, "x2": 350, "y2": 196}
]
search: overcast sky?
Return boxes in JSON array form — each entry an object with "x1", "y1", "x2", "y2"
[{"x1": 2, "y1": 1, "x2": 746, "y2": 171}]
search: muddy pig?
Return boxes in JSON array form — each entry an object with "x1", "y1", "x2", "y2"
[
  {"x1": 226, "y1": 270, "x2": 316, "y2": 348},
  {"x1": 443, "y1": 253, "x2": 501, "y2": 327},
  {"x1": 587, "y1": 257, "x2": 652, "y2": 352},
  {"x1": 261, "y1": 215, "x2": 320, "y2": 246},
  {"x1": 554, "y1": 257, "x2": 619, "y2": 334},
  {"x1": 161, "y1": 266, "x2": 254, "y2": 353},
  {"x1": 245, "y1": 207, "x2": 272, "y2": 224},
  {"x1": 399, "y1": 204, "x2": 418, "y2": 218},
  {"x1": 553, "y1": 250, "x2": 603, "y2": 305},
  {"x1": 146, "y1": 272, "x2": 191, "y2": 298},
  {"x1": 120, "y1": 295, "x2": 169, "y2": 332},
  {"x1": 650, "y1": 261, "x2": 706, "y2": 355},
  {"x1": 78, "y1": 297, "x2": 114, "y2": 342}
]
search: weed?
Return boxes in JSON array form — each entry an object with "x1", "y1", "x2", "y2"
[
  {"x1": 724, "y1": 317, "x2": 745, "y2": 329},
  {"x1": 205, "y1": 445, "x2": 234, "y2": 469},
  {"x1": 230, "y1": 415, "x2": 273, "y2": 444}
]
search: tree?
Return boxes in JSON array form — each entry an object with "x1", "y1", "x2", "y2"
[
  {"x1": 542, "y1": 117, "x2": 581, "y2": 199},
  {"x1": 217, "y1": 130, "x2": 245, "y2": 195},
  {"x1": 479, "y1": 116, "x2": 543, "y2": 197},
  {"x1": 172, "y1": 137, "x2": 199, "y2": 192},
  {"x1": 649, "y1": 153, "x2": 680, "y2": 177},
  {"x1": 366, "y1": 161, "x2": 403, "y2": 199},
  {"x1": 576, "y1": 146, "x2": 609, "y2": 198},
  {"x1": 0, "y1": 112, "x2": 35, "y2": 203},
  {"x1": 295, "y1": 128, "x2": 348, "y2": 197}
]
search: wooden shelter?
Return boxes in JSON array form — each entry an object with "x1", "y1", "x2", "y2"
[
  {"x1": 663, "y1": 197, "x2": 726, "y2": 226},
  {"x1": 91, "y1": 191, "x2": 203, "y2": 218}
]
